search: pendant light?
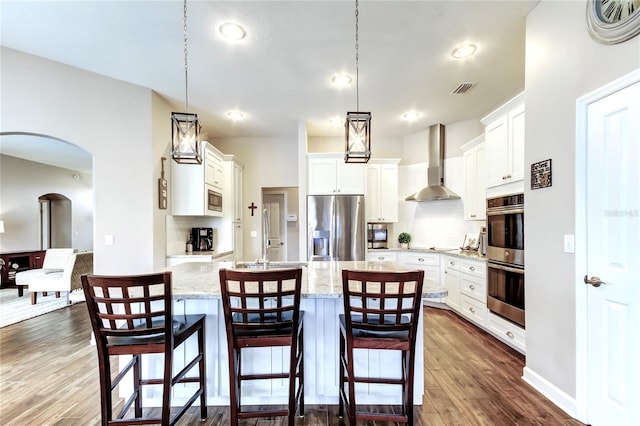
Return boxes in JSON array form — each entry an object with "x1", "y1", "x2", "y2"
[
  {"x1": 171, "y1": 0, "x2": 202, "y2": 164},
  {"x1": 344, "y1": 0, "x2": 371, "y2": 164}
]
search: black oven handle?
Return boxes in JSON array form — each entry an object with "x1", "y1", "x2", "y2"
[
  {"x1": 488, "y1": 262, "x2": 525, "y2": 274},
  {"x1": 486, "y1": 207, "x2": 524, "y2": 216}
]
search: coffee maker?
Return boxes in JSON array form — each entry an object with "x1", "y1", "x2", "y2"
[{"x1": 191, "y1": 227, "x2": 213, "y2": 252}]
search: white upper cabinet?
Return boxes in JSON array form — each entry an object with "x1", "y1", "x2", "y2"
[
  {"x1": 172, "y1": 142, "x2": 224, "y2": 217},
  {"x1": 365, "y1": 161, "x2": 399, "y2": 223},
  {"x1": 308, "y1": 155, "x2": 365, "y2": 195},
  {"x1": 482, "y1": 92, "x2": 525, "y2": 189},
  {"x1": 223, "y1": 156, "x2": 244, "y2": 222},
  {"x1": 461, "y1": 136, "x2": 486, "y2": 221},
  {"x1": 205, "y1": 145, "x2": 225, "y2": 191}
]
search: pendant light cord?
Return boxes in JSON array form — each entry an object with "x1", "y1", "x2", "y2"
[
  {"x1": 355, "y1": 0, "x2": 360, "y2": 112},
  {"x1": 183, "y1": 0, "x2": 189, "y2": 113}
]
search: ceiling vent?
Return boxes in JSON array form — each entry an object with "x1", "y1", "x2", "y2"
[{"x1": 451, "y1": 82, "x2": 475, "y2": 94}]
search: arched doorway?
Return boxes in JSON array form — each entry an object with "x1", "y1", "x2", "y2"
[{"x1": 39, "y1": 193, "x2": 72, "y2": 249}]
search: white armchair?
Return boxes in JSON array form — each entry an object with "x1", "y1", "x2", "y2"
[
  {"x1": 15, "y1": 248, "x2": 75, "y2": 291},
  {"x1": 28, "y1": 251, "x2": 93, "y2": 305}
]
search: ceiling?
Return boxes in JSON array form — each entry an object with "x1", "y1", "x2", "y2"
[{"x1": 0, "y1": 0, "x2": 538, "y2": 173}]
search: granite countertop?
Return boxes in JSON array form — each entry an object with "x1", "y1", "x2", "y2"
[
  {"x1": 370, "y1": 247, "x2": 487, "y2": 261},
  {"x1": 165, "y1": 260, "x2": 448, "y2": 300}
]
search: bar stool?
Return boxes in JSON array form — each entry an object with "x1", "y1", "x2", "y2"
[
  {"x1": 81, "y1": 272, "x2": 207, "y2": 426},
  {"x1": 339, "y1": 269, "x2": 424, "y2": 425},
  {"x1": 219, "y1": 268, "x2": 304, "y2": 426}
]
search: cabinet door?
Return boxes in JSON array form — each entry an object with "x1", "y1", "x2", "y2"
[
  {"x1": 442, "y1": 256, "x2": 460, "y2": 311},
  {"x1": 379, "y1": 164, "x2": 398, "y2": 222},
  {"x1": 509, "y1": 104, "x2": 525, "y2": 183},
  {"x1": 485, "y1": 115, "x2": 509, "y2": 188},
  {"x1": 308, "y1": 158, "x2": 337, "y2": 194},
  {"x1": 337, "y1": 162, "x2": 365, "y2": 194},
  {"x1": 233, "y1": 222, "x2": 243, "y2": 260},
  {"x1": 232, "y1": 162, "x2": 243, "y2": 222},
  {"x1": 475, "y1": 144, "x2": 486, "y2": 219},
  {"x1": 365, "y1": 165, "x2": 381, "y2": 222},
  {"x1": 463, "y1": 149, "x2": 478, "y2": 220}
]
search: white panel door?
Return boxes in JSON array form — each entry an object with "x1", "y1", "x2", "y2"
[
  {"x1": 585, "y1": 80, "x2": 639, "y2": 425},
  {"x1": 264, "y1": 193, "x2": 286, "y2": 261}
]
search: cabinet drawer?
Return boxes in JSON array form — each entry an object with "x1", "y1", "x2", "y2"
[
  {"x1": 368, "y1": 252, "x2": 397, "y2": 262},
  {"x1": 402, "y1": 253, "x2": 439, "y2": 267},
  {"x1": 460, "y1": 274, "x2": 486, "y2": 304},
  {"x1": 487, "y1": 312, "x2": 526, "y2": 352},
  {"x1": 443, "y1": 256, "x2": 459, "y2": 271},
  {"x1": 460, "y1": 259, "x2": 485, "y2": 278},
  {"x1": 460, "y1": 295, "x2": 486, "y2": 326}
]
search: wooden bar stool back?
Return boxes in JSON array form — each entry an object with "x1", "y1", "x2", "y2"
[
  {"x1": 219, "y1": 268, "x2": 304, "y2": 426},
  {"x1": 339, "y1": 269, "x2": 424, "y2": 425},
  {"x1": 81, "y1": 272, "x2": 207, "y2": 426}
]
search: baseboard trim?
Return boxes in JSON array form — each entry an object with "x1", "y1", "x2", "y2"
[{"x1": 522, "y1": 366, "x2": 579, "y2": 420}]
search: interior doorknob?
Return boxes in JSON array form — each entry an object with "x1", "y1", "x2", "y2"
[{"x1": 584, "y1": 275, "x2": 606, "y2": 287}]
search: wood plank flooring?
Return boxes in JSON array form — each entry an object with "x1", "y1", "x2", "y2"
[{"x1": 0, "y1": 303, "x2": 584, "y2": 425}]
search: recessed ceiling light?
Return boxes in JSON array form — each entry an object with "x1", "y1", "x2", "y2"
[
  {"x1": 402, "y1": 111, "x2": 421, "y2": 121},
  {"x1": 219, "y1": 22, "x2": 246, "y2": 41},
  {"x1": 226, "y1": 110, "x2": 245, "y2": 120},
  {"x1": 331, "y1": 73, "x2": 352, "y2": 88},
  {"x1": 451, "y1": 43, "x2": 477, "y2": 59}
]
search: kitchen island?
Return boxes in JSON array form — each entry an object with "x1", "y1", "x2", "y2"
[{"x1": 133, "y1": 260, "x2": 447, "y2": 407}]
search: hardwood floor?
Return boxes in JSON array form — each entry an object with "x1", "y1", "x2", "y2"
[{"x1": 0, "y1": 304, "x2": 583, "y2": 425}]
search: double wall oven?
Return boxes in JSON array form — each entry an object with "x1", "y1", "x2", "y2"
[{"x1": 486, "y1": 193, "x2": 525, "y2": 327}]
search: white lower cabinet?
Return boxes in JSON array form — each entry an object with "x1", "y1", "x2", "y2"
[
  {"x1": 487, "y1": 311, "x2": 526, "y2": 353},
  {"x1": 442, "y1": 255, "x2": 487, "y2": 328},
  {"x1": 397, "y1": 252, "x2": 441, "y2": 304},
  {"x1": 442, "y1": 255, "x2": 461, "y2": 311}
]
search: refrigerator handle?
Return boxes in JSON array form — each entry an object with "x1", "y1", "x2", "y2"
[{"x1": 330, "y1": 196, "x2": 337, "y2": 261}]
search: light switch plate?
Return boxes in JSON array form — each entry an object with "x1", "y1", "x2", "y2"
[
  {"x1": 105, "y1": 234, "x2": 114, "y2": 246},
  {"x1": 250, "y1": 230, "x2": 257, "y2": 238},
  {"x1": 563, "y1": 234, "x2": 575, "y2": 253}
]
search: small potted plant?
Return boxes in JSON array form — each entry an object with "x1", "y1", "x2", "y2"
[{"x1": 398, "y1": 232, "x2": 411, "y2": 249}]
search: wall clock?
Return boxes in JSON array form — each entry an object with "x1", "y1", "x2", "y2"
[{"x1": 586, "y1": 0, "x2": 640, "y2": 44}]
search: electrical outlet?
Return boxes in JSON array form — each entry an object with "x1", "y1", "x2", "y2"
[
  {"x1": 563, "y1": 235, "x2": 574, "y2": 253},
  {"x1": 105, "y1": 234, "x2": 114, "y2": 246},
  {"x1": 250, "y1": 231, "x2": 257, "y2": 238}
]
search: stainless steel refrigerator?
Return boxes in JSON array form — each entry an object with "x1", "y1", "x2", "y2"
[{"x1": 307, "y1": 195, "x2": 365, "y2": 261}]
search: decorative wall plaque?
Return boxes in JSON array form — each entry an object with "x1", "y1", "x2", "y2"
[{"x1": 531, "y1": 159, "x2": 552, "y2": 190}]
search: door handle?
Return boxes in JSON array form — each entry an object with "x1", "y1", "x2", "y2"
[{"x1": 584, "y1": 275, "x2": 606, "y2": 288}]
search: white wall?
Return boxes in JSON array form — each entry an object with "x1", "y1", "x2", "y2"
[
  {"x1": 0, "y1": 155, "x2": 93, "y2": 252},
  {"x1": 1, "y1": 47, "x2": 172, "y2": 274},
  {"x1": 524, "y1": 0, "x2": 640, "y2": 401},
  {"x1": 210, "y1": 136, "x2": 300, "y2": 260}
]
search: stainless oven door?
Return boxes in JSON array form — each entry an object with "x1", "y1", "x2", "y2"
[
  {"x1": 486, "y1": 207, "x2": 524, "y2": 266},
  {"x1": 487, "y1": 261, "x2": 525, "y2": 327},
  {"x1": 207, "y1": 189, "x2": 222, "y2": 212}
]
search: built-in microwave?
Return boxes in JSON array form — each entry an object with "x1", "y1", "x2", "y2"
[
  {"x1": 367, "y1": 223, "x2": 388, "y2": 249},
  {"x1": 207, "y1": 188, "x2": 222, "y2": 213}
]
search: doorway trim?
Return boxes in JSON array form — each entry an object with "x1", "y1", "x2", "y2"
[{"x1": 575, "y1": 68, "x2": 640, "y2": 423}]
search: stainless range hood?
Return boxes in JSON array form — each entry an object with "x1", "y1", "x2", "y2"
[{"x1": 405, "y1": 124, "x2": 461, "y2": 201}]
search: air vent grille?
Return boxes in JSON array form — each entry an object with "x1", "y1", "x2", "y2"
[{"x1": 451, "y1": 82, "x2": 475, "y2": 94}]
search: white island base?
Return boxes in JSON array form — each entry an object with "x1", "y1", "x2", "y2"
[{"x1": 120, "y1": 261, "x2": 443, "y2": 408}]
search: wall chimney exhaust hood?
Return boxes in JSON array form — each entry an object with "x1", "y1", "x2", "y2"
[{"x1": 405, "y1": 124, "x2": 461, "y2": 202}]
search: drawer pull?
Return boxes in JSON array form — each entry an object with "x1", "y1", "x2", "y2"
[
  {"x1": 469, "y1": 266, "x2": 475, "y2": 271},
  {"x1": 377, "y1": 257, "x2": 385, "y2": 261},
  {"x1": 469, "y1": 307, "x2": 476, "y2": 314},
  {"x1": 506, "y1": 331, "x2": 515, "y2": 339},
  {"x1": 418, "y1": 258, "x2": 424, "y2": 262},
  {"x1": 449, "y1": 261, "x2": 455, "y2": 266},
  {"x1": 469, "y1": 284, "x2": 475, "y2": 290}
]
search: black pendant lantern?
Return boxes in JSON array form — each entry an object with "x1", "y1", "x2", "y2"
[
  {"x1": 171, "y1": 0, "x2": 202, "y2": 164},
  {"x1": 344, "y1": 0, "x2": 371, "y2": 164},
  {"x1": 344, "y1": 111, "x2": 371, "y2": 163},
  {"x1": 171, "y1": 112, "x2": 201, "y2": 164}
]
